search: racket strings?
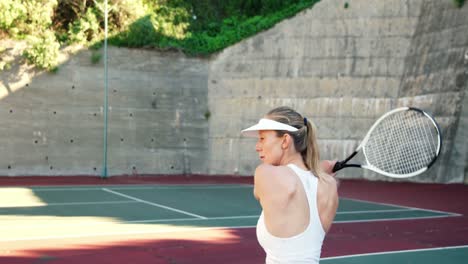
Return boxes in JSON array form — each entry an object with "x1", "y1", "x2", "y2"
[
  {"x1": 390, "y1": 113, "x2": 435, "y2": 173},
  {"x1": 372, "y1": 116, "x2": 420, "y2": 174},
  {"x1": 388, "y1": 112, "x2": 435, "y2": 173},
  {"x1": 364, "y1": 110, "x2": 439, "y2": 175}
]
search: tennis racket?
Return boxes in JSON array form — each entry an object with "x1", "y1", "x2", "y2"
[{"x1": 332, "y1": 107, "x2": 442, "y2": 178}]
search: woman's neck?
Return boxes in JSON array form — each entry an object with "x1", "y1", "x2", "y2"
[{"x1": 280, "y1": 152, "x2": 307, "y2": 170}]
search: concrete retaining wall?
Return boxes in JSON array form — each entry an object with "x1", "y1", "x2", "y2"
[
  {"x1": 1, "y1": 0, "x2": 467, "y2": 182},
  {"x1": 207, "y1": 0, "x2": 468, "y2": 182}
]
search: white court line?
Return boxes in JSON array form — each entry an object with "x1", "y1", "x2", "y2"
[
  {"x1": 2, "y1": 209, "x2": 459, "y2": 231},
  {"x1": 102, "y1": 188, "x2": 207, "y2": 219},
  {"x1": 31, "y1": 187, "x2": 141, "y2": 192},
  {"x1": 45, "y1": 200, "x2": 137, "y2": 206},
  {"x1": 320, "y1": 245, "x2": 468, "y2": 260},
  {"x1": 0, "y1": 201, "x2": 138, "y2": 210},
  {"x1": 29, "y1": 184, "x2": 252, "y2": 192},
  {"x1": 334, "y1": 213, "x2": 461, "y2": 224},
  {"x1": 336, "y1": 208, "x2": 416, "y2": 214},
  {"x1": 130, "y1": 215, "x2": 259, "y2": 223},
  {"x1": 342, "y1": 197, "x2": 460, "y2": 216},
  {"x1": 0, "y1": 199, "x2": 448, "y2": 216},
  {"x1": 110, "y1": 185, "x2": 253, "y2": 190}
]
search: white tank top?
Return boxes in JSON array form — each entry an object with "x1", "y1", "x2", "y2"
[{"x1": 256, "y1": 164, "x2": 326, "y2": 264}]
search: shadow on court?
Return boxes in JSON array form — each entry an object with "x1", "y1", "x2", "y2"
[
  {"x1": 0, "y1": 184, "x2": 261, "y2": 225},
  {"x1": 0, "y1": 228, "x2": 264, "y2": 264}
]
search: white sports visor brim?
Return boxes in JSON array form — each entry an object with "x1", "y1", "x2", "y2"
[{"x1": 241, "y1": 118, "x2": 299, "y2": 137}]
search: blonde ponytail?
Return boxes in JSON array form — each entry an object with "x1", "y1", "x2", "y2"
[
  {"x1": 266, "y1": 106, "x2": 325, "y2": 179},
  {"x1": 303, "y1": 119, "x2": 325, "y2": 179}
]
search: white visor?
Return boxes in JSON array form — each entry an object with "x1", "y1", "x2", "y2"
[{"x1": 241, "y1": 118, "x2": 299, "y2": 137}]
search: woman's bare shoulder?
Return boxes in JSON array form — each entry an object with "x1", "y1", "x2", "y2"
[
  {"x1": 255, "y1": 164, "x2": 297, "y2": 196},
  {"x1": 255, "y1": 163, "x2": 296, "y2": 178}
]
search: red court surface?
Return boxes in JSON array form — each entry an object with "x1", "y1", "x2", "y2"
[{"x1": 1, "y1": 176, "x2": 467, "y2": 264}]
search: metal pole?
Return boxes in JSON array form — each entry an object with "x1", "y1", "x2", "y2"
[{"x1": 102, "y1": 0, "x2": 109, "y2": 179}]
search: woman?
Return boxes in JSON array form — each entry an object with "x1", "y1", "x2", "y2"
[{"x1": 241, "y1": 106, "x2": 339, "y2": 264}]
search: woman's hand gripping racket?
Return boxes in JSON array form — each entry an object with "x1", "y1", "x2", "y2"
[{"x1": 332, "y1": 107, "x2": 442, "y2": 178}]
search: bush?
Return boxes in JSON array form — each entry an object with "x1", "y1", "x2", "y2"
[
  {"x1": 23, "y1": 30, "x2": 60, "y2": 70},
  {"x1": 113, "y1": 15, "x2": 159, "y2": 47},
  {"x1": 177, "y1": 0, "x2": 319, "y2": 55},
  {"x1": 68, "y1": 6, "x2": 101, "y2": 44},
  {"x1": 1, "y1": 0, "x2": 59, "y2": 70},
  {"x1": 3, "y1": 0, "x2": 321, "y2": 68},
  {"x1": 0, "y1": 0, "x2": 58, "y2": 37},
  {"x1": 453, "y1": 0, "x2": 466, "y2": 7},
  {"x1": 91, "y1": 51, "x2": 102, "y2": 64},
  {"x1": 0, "y1": 0, "x2": 27, "y2": 34},
  {"x1": 110, "y1": 0, "x2": 319, "y2": 55}
]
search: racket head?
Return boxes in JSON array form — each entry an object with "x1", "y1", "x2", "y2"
[{"x1": 361, "y1": 107, "x2": 442, "y2": 178}]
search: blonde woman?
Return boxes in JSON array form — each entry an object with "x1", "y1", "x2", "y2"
[{"x1": 242, "y1": 106, "x2": 339, "y2": 264}]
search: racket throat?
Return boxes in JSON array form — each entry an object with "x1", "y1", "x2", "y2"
[{"x1": 333, "y1": 151, "x2": 361, "y2": 172}]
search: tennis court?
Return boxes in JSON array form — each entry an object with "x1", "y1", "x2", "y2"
[
  {"x1": 1, "y1": 178, "x2": 467, "y2": 263},
  {"x1": 1, "y1": 1, "x2": 468, "y2": 263}
]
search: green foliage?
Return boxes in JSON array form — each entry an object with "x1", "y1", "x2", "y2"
[
  {"x1": 0, "y1": 59, "x2": 12, "y2": 71},
  {"x1": 68, "y1": 7, "x2": 101, "y2": 44},
  {"x1": 65, "y1": 0, "x2": 151, "y2": 45},
  {"x1": 111, "y1": 0, "x2": 320, "y2": 55},
  {"x1": 154, "y1": 2, "x2": 191, "y2": 39},
  {"x1": 204, "y1": 110, "x2": 211, "y2": 120},
  {"x1": 0, "y1": 0, "x2": 27, "y2": 34},
  {"x1": 49, "y1": 66, "x2": 59, "y2": 73},
  {"x1": 1, "y1": 0, "x2": 59, "y2": 70},
  {"x1": 3, "y1": 0, "x2": 321, "y2": 68},
  {"x1": 91, "y1": 51, "x2": 102, "y2": 64},
  {"x1": 453, "y1": 0, "x2": 465, "y2": 7},
  {"x1": 186, "y1": 0, "x2": 319, "y2": 55},
  {"x1": 0, "y1": 0, "x2": 58, "y2": 37},
  {"x1": 23, "y1": 30, "x2": 60, "y2": 70}
]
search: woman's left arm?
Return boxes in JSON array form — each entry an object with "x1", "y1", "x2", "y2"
[{"x1": 321, "y1": 160, "x2": 337, "y2": 176}]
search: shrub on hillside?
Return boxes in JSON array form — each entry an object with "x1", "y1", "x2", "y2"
[
  {"x1": 2, "y1": 0, "x2": 321, "y2": 68},
  {"x1": 23, "y1": 29, "x2": 60, "y2": 70},
  {"x1": 0, "y1": 0, "x2": 57, "y2": 37},
  {"x1": 453, "y1": 0, "x2": 466, "y2": 7}
]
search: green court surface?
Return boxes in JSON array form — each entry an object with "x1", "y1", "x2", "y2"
[
  {"x1": 321, "y1": 245, "x2": 468, "y2": 264},
  {"x1": 0, "y1": 184, "x2": 458, "y2": 242}
]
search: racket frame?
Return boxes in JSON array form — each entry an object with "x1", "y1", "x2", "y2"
[{"x1": 333, "y1": 107, "x2": 442, "y2": 178}]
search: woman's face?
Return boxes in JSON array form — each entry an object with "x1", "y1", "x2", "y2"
[{"x1": 256, "y1": 130, "x2": 284, "y2": 165}]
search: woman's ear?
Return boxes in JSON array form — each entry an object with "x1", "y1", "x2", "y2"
[{"x1": 281, "y1": 134, "x2": 290, "y2": 149}]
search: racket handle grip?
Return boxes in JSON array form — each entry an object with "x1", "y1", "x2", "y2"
[
  {"x1": 333, "y1": 151, "x2": 359, "y2": 172},
  {"x1": 332, "y1": 161, "x2": 345, "y2": 173}
]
